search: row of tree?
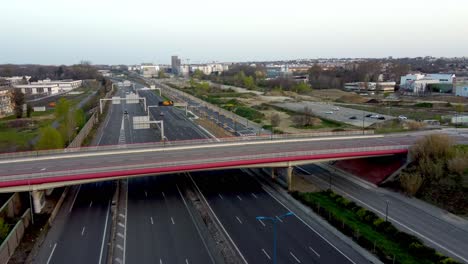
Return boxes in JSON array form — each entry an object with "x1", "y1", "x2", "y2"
[{"x1": 0, "y1": 61, "x2": 99, "y2": 81}]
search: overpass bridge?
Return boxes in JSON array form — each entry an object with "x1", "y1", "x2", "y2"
[
  {"x1": 0, "y1": 130, "x2": 466, "y2": 194},
  {"x1": 0, "y1": 133, "x2": 413, "y2": 191}
]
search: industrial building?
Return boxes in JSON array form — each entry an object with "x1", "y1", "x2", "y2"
[
  {"x1": 344, "y1": 82, "x2": 395, "y2": 93},
  {"x1": 140, "y1": 64, "x2": 160, "y2": 78},
  {"x1": 31, "y1": 79, "x2": 82, "y2": 91},
  {"x1": 400, "y1": 73, "x2": 455, "y2": 95},
  {"x1": 13, "y1": 84, "x2": 60, "y2": 95},
  {"x1": 455, "y1": 77, "x2": 468, "y2": 97}
]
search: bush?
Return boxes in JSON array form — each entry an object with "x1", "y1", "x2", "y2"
[
  {"x1": 408, "y1": 242, "x2": 437, "y2": 260},
  {"x1": 373, "y1": 218, "x2": 385, "y2": 229},
  {"x1": 394, "y1": 231, "x2": 422, "y2": 247},
  {"x1": 415, "y1": 102, "x2": 433, "y2": 108}
]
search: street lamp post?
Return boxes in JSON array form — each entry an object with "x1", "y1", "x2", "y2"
[
  {"x1": 256, "y1": 212, "x2": 294, "y2": 264},
  {"x1": 362, "y1": 110, "x2": 365, "y2": 135},
  {"x1": 385, "y1": 200, "x2": 389, "y2": 222}
]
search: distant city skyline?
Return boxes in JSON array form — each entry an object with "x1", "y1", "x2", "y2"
[{"x1": 1, "y1": 0, "x2": 467, "y2": 65}]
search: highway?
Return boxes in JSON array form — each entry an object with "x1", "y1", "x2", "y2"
[
  {"x1": 297, "y1": 164, "x2": 468, "y2": 263},
  {"x1": 123, "y1": 81, "x2": 216, "y2": 263},
  {"x1": 31, "y1": 83, "x2": 141, "y2": 264},
  {"x1": 190, "y1": 169, "x2": 370, "y2": 263}
]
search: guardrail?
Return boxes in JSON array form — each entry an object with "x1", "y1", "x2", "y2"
[
  {"x1": 0, "y1": 130, "x2": 375, "y2": 160},
  {"x1": 1, "y1": 144, "x2": 409, "y2": 183}
]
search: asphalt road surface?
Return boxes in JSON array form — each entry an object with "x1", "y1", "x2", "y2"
[
  {"x1": 190, "y1": 169, "x2": 369, "y2": 263},
  {"x1": 3, "y1": 131, "x2": 468, "y2": 181},
  {"x1": 297, "y1": 164, "x2": 468, "y2": 263},
  {"x1": 32, "y1": 84, "x2": 140, "y2": 264}
]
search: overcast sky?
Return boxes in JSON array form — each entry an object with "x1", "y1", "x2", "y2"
[{"x1": 1, "y1": 0, "x2": 467, "y2": 65}]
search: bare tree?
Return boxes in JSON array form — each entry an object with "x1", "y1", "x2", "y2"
[{"x1": 270, "y1": 113, "x2": 281, "y2": 128}]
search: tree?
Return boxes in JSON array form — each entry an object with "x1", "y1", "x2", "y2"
[
  {"x1": 157, "y1": 70, "x2": 167, "y2": 79},
  {"x1": 192, "y1": 69, "x2": 205, "y2": 80},
  {"x1": 26, "y1": 104, "x2": 33, "y2": 118},
  {"x1": 75, "y1": 109, "x2": 85, "y2": 129},
  {"x1": 0, "y1": 217, "x2": 9, "y2": 241},
  {"x1": 54, "y1": 98, "x2": 71, "y2": 121},
  {"x1": 400, "y1": 172, "x2": 424, "y2": 195},
  {"x1": 36, "y1": 126, "x2": 64, "y2": 150},
  {"x1": 12, "y1": 89, "x2": 25, "y2": 118},
  {"x1": 243, "y1": 76, "x2": 256, "y2": 90},
  {"x1": 294, "y1": 83, "x2": 312, "y2": 94},
  {"x1": 270, "y1": 113, "x2": 281, "y2": 128}
]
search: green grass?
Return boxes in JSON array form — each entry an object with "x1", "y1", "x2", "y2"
[
  {"x1": 233, "y1": 106, "x2": 264, "y2": 123},
  {"x1": 31, "y1": 109, "x2": 54, "y2": 117},
  {"x1": 293, "y1": 117, "x2": 346, "y2": 130},
  {"x1": 295, "y1": 191, "x2": 458, "y2": 264}
]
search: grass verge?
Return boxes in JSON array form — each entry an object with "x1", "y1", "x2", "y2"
[{"x1": 292, "y1": 190, "x2": 460, "y2": 264}]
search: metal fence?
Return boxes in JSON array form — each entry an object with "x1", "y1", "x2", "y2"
[
  {"x1": 2, "y1": 144, "x2": 409, "y2": 183},
  {"x1": 0, "y1": 130, "x2": 375, "y2": 160}
]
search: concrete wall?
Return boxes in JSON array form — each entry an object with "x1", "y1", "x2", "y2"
[
  {"x1": 0, "y1": 209, "x2": 31, "y2": 264},
  {"x1": 0, "y1": 193, "x2": 22, "y2": 219},
  {"x1": 68, "y1": 113, "x2": 97, "y2": 148}
]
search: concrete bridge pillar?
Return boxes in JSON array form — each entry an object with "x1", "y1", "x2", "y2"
[
  {"x1": 272, "y1": 166, "x2": 295, "y2": 191},
  {"x1": 286, "y1": 166, "x2": 294, "y2": 192},
  {"x1": 32, "y1": 190, "x2": 45, "y2": 213}
]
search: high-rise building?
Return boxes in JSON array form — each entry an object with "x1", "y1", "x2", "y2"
[{"x1": 171, "y1": 55, "x2": 181, "y2": 75}]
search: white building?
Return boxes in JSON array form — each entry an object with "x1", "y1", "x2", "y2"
[
  {"x1": 140, "y1": 64, "x2": 160, "y2": 77},
  {"x1": 400, "y1": 73, "x2": 455, "y2": 95},
  {"x1": 1, "y1": 76, "x2": 31, "y2": 85},
  {"x1": 31, "y1": 79, "x2": 82, "y2": 91},
  {"x1": 13, "y1": 84, "x2": 60, "y2": 95}
]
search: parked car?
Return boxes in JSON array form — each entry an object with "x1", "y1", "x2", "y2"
[
  {"x1": 398, "y1": 115, "x2": 408, "y2": 120},
  {"x1": 370, "y1": 114, "x2": 380, "y2": 119},
  {"x1": 365, "y1": 114, "x2": 373, "y2": 118},
  {"x1": 378, "y1": 116, "x2": 386, "y2": 120},
  {"x1": 333, "y1": 107, "x2": 340, "y2": 111},
  {"x1": 325, "y1": 111, "x2": 334, "y2": 114},
  {"x1": 349, "y1": 116, "x2": 357, "y2": 119}
]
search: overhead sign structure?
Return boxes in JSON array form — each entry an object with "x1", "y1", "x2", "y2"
[
  {"x1": 133, "y1": 116, "x2": 150, "y2": 129},
  {"x1": 112, "y1": 96, "x2": 121, "y2": 104}
]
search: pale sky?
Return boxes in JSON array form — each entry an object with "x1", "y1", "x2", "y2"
[{"x1": 1, "y1": 0, "x2": 467, "y2": 65}]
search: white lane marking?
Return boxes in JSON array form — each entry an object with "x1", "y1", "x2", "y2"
[
  {"x1": 258, "y1": 218, "x2": 266, "y2": 227},
  {"x1": 237, "y1": 195, "x2": 242, "y2": 201},
  {"x1": 251, "y1": 193, "x2": 258, "y2": 199},
  {"x1": 236, "y1": 216, "x2": 243, "y2": 224},
  {"x1": 262, "y1": 248, "x2": 271, "y2": 260},
  {"x1": 123, "y1": 180, "x2": 128, "y2": 264},
  {"x1": 81, "y1": 226, "x2": 86, "y2": 236},
  {"x1": 98, "y1": 200, "x2": 111, "y2": 264},
  {"x1": 117, "y1": 232, "x2": 124, "y2": 238},
  {"x1": 187, "y1": 173, "x2": 248, "y2": 264},
  {"x1": 176, "y1": 184, "x2": 216, "y2": 264},
  {"x1": 69, "y1": 185, "x2": 81, "y2": 213},
  {"x1": 114, "y1": 257, "x2": 122, "y2": 264},
  {"x1": 185, "y1": 259, "x2": 189, "y2": 264},
  {"x1": 119, "y1": 213, "x2": 125, "y2": 218},
  {"x1": 159, "y1": 259, "x2": 163, "y2": 264},
  {"x1": 162, "y1": 192, "x2": 166, "y2": 198},
  {"x1": 309, "y1": 246, "x2": 320, "y2": 257},
  {"x1": 2, "y1": 135, "x2": 385, "y2": 164},
  {"x1": 315, "y1": 180, "x2": 468, "y2": 263},
  {"x1": 275, "y1": 216, "x2": 283, "y2": 223},
  {"x1": 118, "y1": 222, "x2": 125, "y2": 228},
  {"x1": 218, "y1": 194, "x2": 224, "y2": 200},
  {"x1": 144, "y1": 191, "x2": 147, "y2": 197},
  {"x1": 89, "y1": 201, "x2": 93, "y2": 208},
  {"x1": 171, "y1": 217, "x2": 175, "y2": 225},
  {"x1": 117, "y1": 244, "x2": 124, "y2": 251},
  {"x1": 290, "y1": 251, "x2": 302, "y2": 263},
  {"x1": 298, "y1": 166, "x2": 468, "y2": 263},
  {"x1": 47, "y1": 243, "x2": 57, "y2": 264},
  {"x1": 150, "y1": 217, "x2": 154, "y2": 225},
  {"x1": 261, "y1": 186, "x2": 356, "y2": 264},
  {"x1": 41, "y1": 168, "x2": 46, "y2": 171}
]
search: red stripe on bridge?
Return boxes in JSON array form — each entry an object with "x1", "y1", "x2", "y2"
[{"x1": 0, "y1": 149, "x2": 407, "y2": 188}]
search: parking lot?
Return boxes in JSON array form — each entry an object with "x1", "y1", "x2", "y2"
[{"x1": 274, "y1": 101, "x2": 395, "y2": 127}]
